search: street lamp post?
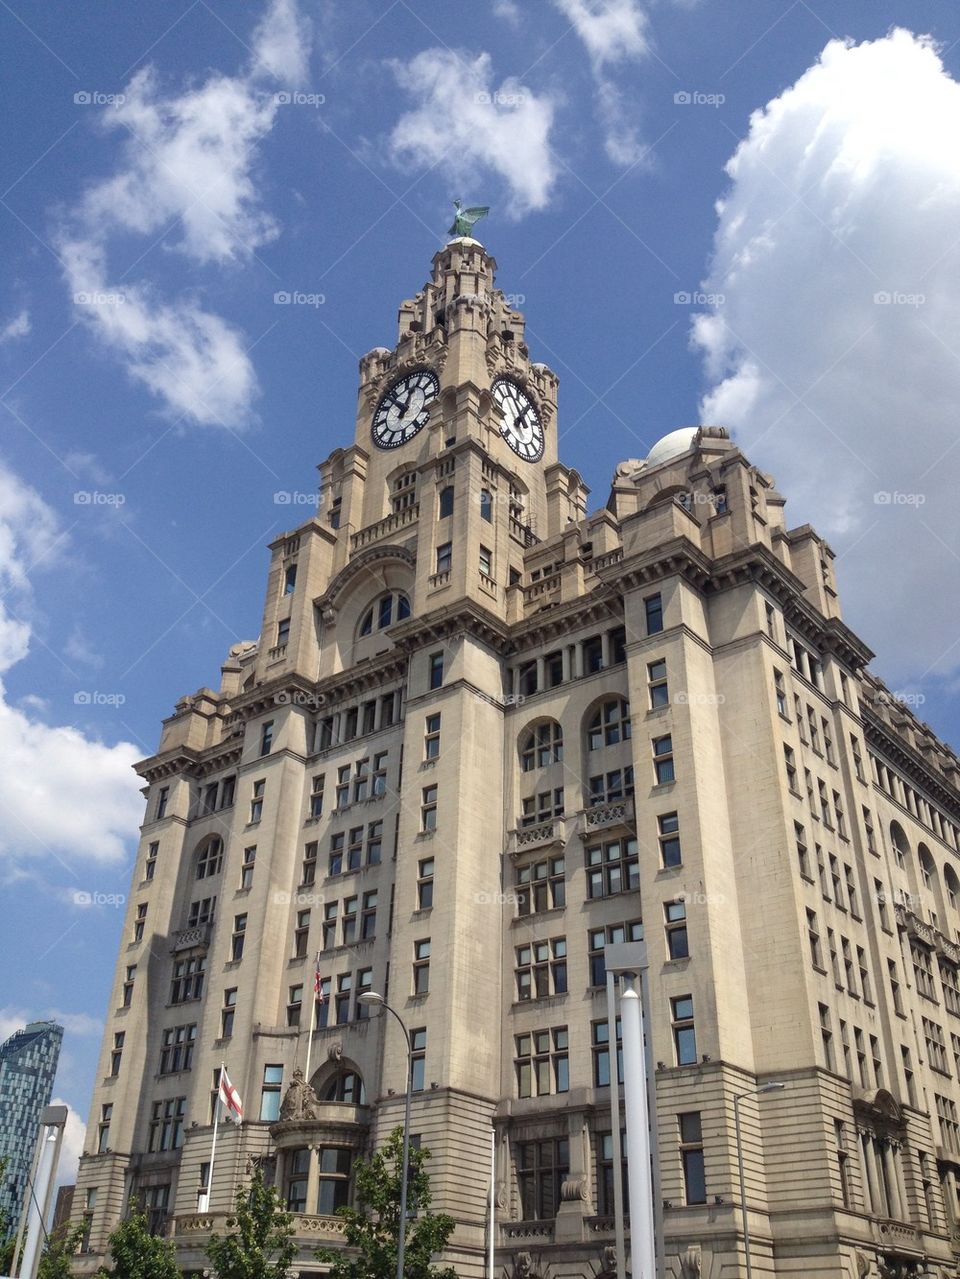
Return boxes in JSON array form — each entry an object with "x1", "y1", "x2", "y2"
[
  {"x1": 359, "y1": 992, "x2": 413, "y2": 1279},
  {"x1": 734, "y1": 1083, "x2": 787, "y2": 1279}
]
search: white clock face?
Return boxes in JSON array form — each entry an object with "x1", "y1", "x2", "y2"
[
  {"x1": 372, "y1": 370, "x2": 439, "y2": 449},
  {"x1": 492, "y1": 377, "x2": 544, "y2": 462}
]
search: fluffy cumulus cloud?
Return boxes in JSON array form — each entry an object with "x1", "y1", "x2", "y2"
[
  {"x1": 59, "y1": 0, "x2": 311, "y2": 428},
  {"x1": 552, "y1": 0, "x2": 649, "y2": 167},
  {"x1": 0, "y1": 463, "x2": 142, "y2": 866},
  {"x1": 389, "y1": 50, "x2": 558, "y2": 216},
  {"x1": 693, "y1": 29, "x2": 960, "y2": 685}
]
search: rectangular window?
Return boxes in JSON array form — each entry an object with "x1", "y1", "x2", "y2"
[
  {"x1": 516, "y1": 856, "x2": 565, "y2": 916},
  {"x1": 347, "y1": 826, "x2": 363, "y2": 871},
  {"x1": 250, "y1": 779, "x2": 265, "y2": 823},
  {"x1": 110, "y1": 1031, "x2": 124, "y2": 1077},
  {"x1": 515, "y1": 1028, "x2": 569, "y2": 1097},
  {"x1": 287, "y1": 984, "x2": 303, "y2": 1028},
  {"x1": 328, "y1": 833, "x2": 344, "y2": 877},
  {"x1": 479, "y1": 545, "x2": 492, "y2": 576},
  {"x1": 356, "y1": 967, "x2": 373, "y2": 1020},
  {"x1": 592, "y1": 1018, "x2": 623, "y2": 1087},
  {"x1": 284, "y1": 563, "x2": 297, "y2": 594},
  {"x1": 353, "y1": 759, "x2": 369, "y2": 804},
  {"x1": 588, "y1": 920, "x2": 643, "y2": 986},
  {"x1": 122, "y1": 964, "x2": 136, "y2": 1008},
  {"x1": 133, "y1": 902, "x2": 147, "y2": 943},
  {"x1": 653, "y1": 735, "x2": 675, "y2": 784},
  {"x1": 360, "y1": 890, "x2": 378, "y2": 940},
  {"x1": 259, "y1": 1064, "x2": 284, "y2": 1122},
  {"x1": 588, "y1": 768, "x2": 634, "y2": 806},
  {"x1": 97, "y1": 1104, "x2": 112, "y2": 1153},
  {"x1": 679, "y1": 1113, "x2": 706, "y2": 1205},
  {"x1": 285, "y1": 1147, "x2": 309, "y2": 1213},
  {"x1": 422, "y1": 785, "x2": 438, "y2": 831},
  {"x1": 260, "y1": 721, "x2": 274, "y2": 756},
  {"x1": 240, "y1": 846, "x2": 256, "y2": 890},
  {"x1": 159, "y1": 1023, "x2": 197, "y2": 1075},
  {"x1": 335, "y1": 973, "x2": 352, "y2": 1025},
  {"x1": 645, "y1": 593, "x2": 663, "y2": 635},
  {"x1": 429, "y1": 652, "x2": 444, "y2": 689},
  {"x1": 411, "y1": 1027, "x2": 427, "y2": 1091},
  {"x1": 417, "y1": 858, "x2": 435, "y2": 909},
  {"x1": 155, "y1": 787, "x2": 169, "y2": 820},
  {"x1": 586, "y1": 837, "x2": 638, "y2": 898},
  {"x1": 517, "y1": 1138, "x2": 570, "y2": 1220},
  {"x1": 784, "y1": 745, "x2": 798, "y2": 794},
  {"x1": 521, "y1": 788, "x2": 565, "y2": 827},
  {"x1": 293, "y1": 909, "x2": 310, "y2": 959},
  {"x1": 424, "y1": 713, "x2": 441, "y2": 759},
  {"x1": 187, "y1": 896, "x2": 216, "y2": 928},
  {"x1": 342, "y1": 897, "x2": 358, "y2": 945},
  {"x1": 144, "y1": 841, "x2": 159, "y2": 881},
  {"x1": 372, "y1": 751, "x2": 388, "y2": 796},
  {"x1": 276, "y1": 618, "x2": 290, "y2": 648},
  {"x1": 774, "y1": 669, "x2": 787, "y2": 717},
  {"x1": 819, "y1": 1003, "x2": 834, "y2": 1070},
  {"x1": 309, "y1": 774, "x2": 325, "y2": 819},
  {"x1": 321, "y1": 901, "x2": 338, "y2": 950},
  {"x1": 232, "y1": 914, "x2": 247, "y2": 962},
  {"x1": 436, "y1": 542, "x2": 452, "y2": 574},
  {"x1": 170, "y1": 956, "x2": 205, "y2": 1004},
  {"x1": 366, "y1": 820, "x2": 383, "y2": 866},
  {"x1": 795, "y1": 823, "x2": 810, "y2": 879},
  {"x1": 413, "y1": 939, "x2": 431, "y2": 994},
  {"x1": 515, "y1": 938, "x2": 567, "y2": 1001},
  {"x1": 335, "y1": 765, "x2": 350, "y2": 809},
  {"x1": 665, "y1": 901, "x2": 689, "y2": 959},
  {"x1": 148, "y1": 1097, "x2": 186, "y2": 1152},
  {"x1": 671, "y1": 995, "x2": 697, "y2": 1065},
  {"x1": 659, "y1": 812, "x2": 682, "y2": 868},
  {"x1": 221, "y1": 988, "x2": 237, "y2": 1038},
  {"x1": 648, "y1": 659, "x2": 669, "y2": 709},
  {"x1": 807, "y1": 909, "x2": 823, "y2": 969}
]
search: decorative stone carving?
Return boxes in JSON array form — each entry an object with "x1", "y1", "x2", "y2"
[
  {"x1": 279, "y1": 1068, "x2": 322, "y2": 1121},
  {"x1": 854, "y1": 1251, "x2": 872, "y2": 1278},
  {"x1": 678, "y1": 1245, "x2": 701, "y2": 1278},
  {"x1": 328, "y1": 1042, "x2": 343, "y2": 1062},
  {"x1": 559, "y1": 1175, "x2": 588, "y2": 1202},
  {"x1": 514, "y1": 1251, "x2": 542, "y2": 1279}
]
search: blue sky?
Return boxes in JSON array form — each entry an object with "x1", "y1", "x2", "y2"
[{"x1": 2, "y1": 0, "x2": 959, "y2": 1174}]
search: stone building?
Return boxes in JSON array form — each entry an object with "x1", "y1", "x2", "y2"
[
  {"x1": 73, "y1": 237, "x2": 960, "y2": 1279},
  {"x1": 0, "y1": 1020, "x2": 62, "y2": 1241}
]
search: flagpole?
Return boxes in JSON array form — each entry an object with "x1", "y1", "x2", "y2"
[
  {"x1": 200, "y1": 1062, "x2": 223, "y2": 1215},
  {"x1": 304, "y1": 952, "x2": 319, "y2": 1089}
]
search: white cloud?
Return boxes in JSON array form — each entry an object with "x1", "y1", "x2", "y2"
[
  {"x1": 51, "y1": 1098, "x2": 87, "y2": 1183},
  {"x1": 492, "y1": 0, "x2": 522, "y2": 25},
  {"x1": 251, "y1": 0, "x2": 312, "y2": 85},
  {"x1": 389, "y1": 50, "x2": 558, "y2": 217},
  {"x1": 0, "y1": 310, "x2": 30, "y2": 343},
  {"x1": 0, "y1": 462, "x2": 142, "y2": 865},
  {"x1": 552, "y1": 0, "x2": 649, "y2": 69},
  {"x1": 60, "y1": 0, "x2": 311, "y2": 426},
  {"x1": 693, "y1": 28, "x2": 960, "y2": 684},
  {"x1": 552, "y1": 0, "x2": 649, "y2": 168}
]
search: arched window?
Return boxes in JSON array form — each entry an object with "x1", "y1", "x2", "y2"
[
  {"x1": 890, "y1": 822, "x2": 910, "y2": 870},
  {"x1": 323, "y1": 1071, "x2": 366, "y2": 1104},
  {"x1": 520, "y1": 722, "x2": 563, "y2": 772},
  {"x1": 945, "y1": 865, "x2": 960, "y2": 911},
  {"x1": 480, "y1": 489, "x2": 493, "y2": 522},
  {"x1": 587, "y1": 699, "x2": 631, "y2": 751},
  {"x1": 358, "y1": 591, "x2": 411, "y2": 637},
  {"x1": 919, "y1": 844, "x2": 937, "y2": 892},
  {"x1": 196, "y1": 836, "x2": 223, "y2": 880},
  {"x1": 438, "y1": 487, "x2": 454, "y2": 518}
]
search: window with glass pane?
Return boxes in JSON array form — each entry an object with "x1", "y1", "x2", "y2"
[
  {"x1": 286, "y1": 1147, "x2": 310, "y2": 1212},
  {"x1": 516, "y1": 856, "x2": 565, "y2": 915},
  {"x1": 671, "y1": 996, "x2": 697, "y2": 1065},
  {"x1": 587, "y1": 699, "x2": 631, "y2": 750},
  {"x1": 586, "y1": 838, "x2": 639, "y2": 897},
  {"x1": 317, "y1": 1148, "x2": 352, "y2": 1214},
  {"x1": 517, "y1": 1139, "x2": 570, "y2": 1220},
  {"x1": 260, "y1": 1065, "x2": 284, "y2": 1121}
]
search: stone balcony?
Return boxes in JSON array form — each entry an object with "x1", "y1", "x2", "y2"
[
  {"x1": 894, "y1": 902, "x2": 960, "y2": 964},
  {"x1": 170, "y1": 925, "x2": 211, "y2": 953},
  {"x1": 580, "y1": 798, "x2": 635, "y2": 835},
  {"x1": 350, "y1": 503, "x2": 419, "y2": 552},
  {"x1": 507, "y1": 817, "x2": 568, "y2": 856},
  {"x1": 174, "y1": 1210, "x2": 347, "y2": 1241}
]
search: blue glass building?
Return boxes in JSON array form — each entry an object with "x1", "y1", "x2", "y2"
[{"x1": 0, "y1": 1021, "x2": 63, "y2": 1239}]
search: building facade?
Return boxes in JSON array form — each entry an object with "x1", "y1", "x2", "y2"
[
  {"x1": 73, "y1": 238, "x2": 960, "y2": 1279},
  {"x1": 0, "y1": 1020, "x2": 63, "y2": 1240}
]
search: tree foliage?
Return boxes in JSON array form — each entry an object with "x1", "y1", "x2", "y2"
[
  {"x1": 37, "y1": 1223, "x2": 87, "y2": 1279},
  {"x1": 317, "y1": 1127, "x2": 457, "y2": 1279},
  {"x1": 94, "y1": 1209, "x2": 182, "y2": 1279},
  {"x1": 206, "y1": 1167, "x2": 296, "y2": 1279}
]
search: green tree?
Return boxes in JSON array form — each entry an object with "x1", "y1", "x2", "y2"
[
  {"x1": 317, "y1": 1127, "x2": 457, "y2": 1279},
  {"x1": 37, "y1": 1222, "x2": 87, "y2": 1279},
  {"x1": 206, "y1": 1167, "x2": 296, "y2": 1279},
  {"x1": 94, "y1": 1209, "x2": 182, "y2": 1279}
]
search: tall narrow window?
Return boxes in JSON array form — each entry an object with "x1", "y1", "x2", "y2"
[
  {"x1": 436, "y1": 542, "x2": 452, "y2": 574},
  {"x1": 653, "y1": 735, "x2": 675, "y2": 784},
  {"x1": 647, "y1": 659, "x2": 669, "y2": 709},
  {"x1": 260, "y1": 721, "x2": 274, "y2": 756},
  {"x1": 413, "y1": 939, "x2": 431, "y2": 994},
  {"x1": 429, "y1": 653, "x2": 444, "y2": 689},
  {"x1": 232, "y1": 914, "x2": 247, "y2": 962},
  {"x1": 438, "y1": 487, "x2": 454, "y2": 518},
  {"x1": 671, "y1": 995, "x2": 697, "y2": 1065},
  {"x1": 425, "y1": 714, "x2": 441, "y2": 760},
  {"x1": 679, "y1": 1113, "x2": 706, "y2": 1204},
  {"x1": 645, "y1": 593, "x2": 663, "y2": 635}
]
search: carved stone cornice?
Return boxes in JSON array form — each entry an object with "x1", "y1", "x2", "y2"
[
  {"x1": 865, "y1": 715, "x2": 960, "y2": 822},
  {"x1": 315, "y1": 544, "x2": 417, "y2": 618}
]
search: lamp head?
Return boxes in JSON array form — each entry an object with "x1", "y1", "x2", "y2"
[
  {"x1": 358, "y1": 992, "x2": 385, "y2": 1007},
  {"x1": 757, "y1": 1082, "x2": 786, "y2": 1094}
]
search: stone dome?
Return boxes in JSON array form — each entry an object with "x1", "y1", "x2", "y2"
[{"x1": 646, "y1": 426, "x2": 700, "y2": 468}]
